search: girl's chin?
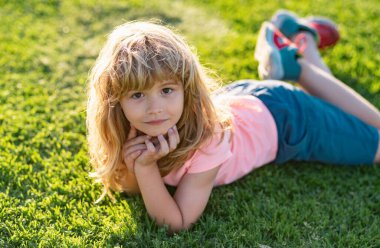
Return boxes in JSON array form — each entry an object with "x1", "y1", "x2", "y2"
[{"x1": 138, "y1": 128, "x2": 168, "y2": 137}]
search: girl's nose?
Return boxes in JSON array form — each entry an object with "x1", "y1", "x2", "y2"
[
  {"x1": 147, "y1": 97, "x2": 164, "y2": 115},
  {"x1": 147, "y1": 107, "x2": 163, "y2": 115}
]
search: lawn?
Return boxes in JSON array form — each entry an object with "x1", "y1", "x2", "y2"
[{"x1": 1, "y1": 0, "x2": 380, "y2": 247}]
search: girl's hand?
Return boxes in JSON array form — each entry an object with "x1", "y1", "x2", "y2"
[
  {"x1": 135, "y1": 125, "x2": 180, "y2": 168},
  {"x1": 122, "y1": 126, "x2": 150, "y2": 173}
]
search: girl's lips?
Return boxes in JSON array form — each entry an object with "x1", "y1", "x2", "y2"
[{"x1": 145, "y1": 119, "x2": 168, "y2": 125}]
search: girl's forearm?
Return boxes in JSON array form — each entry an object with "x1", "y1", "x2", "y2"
[{"x1": 134, "y1": 163, "x2": 186, "y2": 232}]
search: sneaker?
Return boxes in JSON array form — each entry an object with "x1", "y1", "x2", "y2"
[
  {"x1": 305, "y1": 17, "x2": 340, "y2": 49},
  {"x1": 254, "y1": 22, "x2": 301, "y2": 81},
  {"x1": 271, "y1": 9, "x2": 340, "y2": 49}
]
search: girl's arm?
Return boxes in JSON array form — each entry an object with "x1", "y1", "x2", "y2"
[
  {"x1": 135, "y1": 162, "x2": 220, "y2": 232},
  {"x1": 124, "y1": 125, "x2": 219, "y2": 232}
]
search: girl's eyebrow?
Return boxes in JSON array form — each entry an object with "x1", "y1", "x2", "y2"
[{"x1": 160, "y1": 80, "x2": 179, "y2": 86}]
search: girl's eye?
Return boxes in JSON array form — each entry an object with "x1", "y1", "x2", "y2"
[
  {"x1": 131, "y1": 92, "x2": 144, "y2": 99},
  {"x1": 162, "y1": 88, "x2": 173, "y2": 95}
]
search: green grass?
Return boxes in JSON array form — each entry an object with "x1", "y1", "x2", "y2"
[{"x1": 1, "y1": 0, "x2": 380, "y2": 247}]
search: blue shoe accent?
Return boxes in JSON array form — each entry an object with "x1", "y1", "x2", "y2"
[
  {"x1": 254, "y1": 22, "x2": 301, "y2": 81},
  {"x1": 279, "y1": 46, "x2": 301, "y2": 81},
  {"x1": 271, "y1": 10, "x2": 319, "y2": 44}
]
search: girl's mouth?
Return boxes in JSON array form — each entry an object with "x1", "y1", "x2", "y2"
[{"x1": 145, "y1": 119, "x2": 168, "y2": 125}]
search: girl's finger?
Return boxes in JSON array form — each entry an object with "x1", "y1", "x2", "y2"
[
  {"x1": 145, "y1": 138, "x2": 157, "y2": 154},
  {"x1": 123, "y1": 135, "x2": 150, "y2": 151},
  {"x1": 168, "y1": 128, "x2": 177, "y2": 151},
  {"x1": 125, "y1": 150, "x2": 143, "y2": 172},
  {"x1": 157, "y1": 134, "x2": 169, "y2": 155},
  {"x1": 173, "y1": 125, "x2": 180, "y2": 144},
  {"x1": 124, "y1": 144, "x2": 146, "y2": 159},
  {"x1": 127, "y1": 125, "x2": 137, "y2": 140},
  {"x1": 124, "y1": 144, "x2": 146, "y2": 170}
]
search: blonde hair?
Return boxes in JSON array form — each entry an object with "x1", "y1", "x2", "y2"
[{"x1": 87, "y1": 21, "x2": 231, "y2": 202}]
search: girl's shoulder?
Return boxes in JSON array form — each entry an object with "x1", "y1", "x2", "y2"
[
  {"x1": 163, "y1": 127, "x2": 232, "y2": 186},
  {"x1": 186, "y1": 127, "x2": 232, "y2": 172}
]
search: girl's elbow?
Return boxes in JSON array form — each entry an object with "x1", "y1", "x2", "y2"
[
  {"x1": 157, "y1": 219, "x2": 193, "y2": 233},
  {"x1": 167, "y1": 222, "x2": 193, "y2": 233}
]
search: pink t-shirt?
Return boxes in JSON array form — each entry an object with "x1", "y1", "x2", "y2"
[{"x1": 163, "y1": 95, "x2": 278, "y2": 186}]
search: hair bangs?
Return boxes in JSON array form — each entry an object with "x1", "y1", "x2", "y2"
[{"x1": 113, "y1": 34, "x2": 185, "y2": 99}]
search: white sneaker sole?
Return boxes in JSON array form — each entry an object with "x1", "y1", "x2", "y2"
[{"x1": 254, "y1": 22, "x2": 284, "y2": 80}]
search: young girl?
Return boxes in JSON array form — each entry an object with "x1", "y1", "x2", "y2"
[{"x1": 87, "y1": 10, "x2": 380, "y2": 232}]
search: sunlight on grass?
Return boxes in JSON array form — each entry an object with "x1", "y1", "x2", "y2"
[
  {"x1": 1, "y1": 0, "x2": 380, "y2": 246},
  {"x1": 169, "y1": 1, "x2": 231, "y2": 40}
]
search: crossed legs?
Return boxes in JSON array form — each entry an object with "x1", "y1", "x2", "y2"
[{"x1": 295, "y1": 33, "x2": 380, "y2": 163}]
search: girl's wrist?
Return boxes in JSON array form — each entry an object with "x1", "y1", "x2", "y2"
[{"x1": 134, "y1": 162, "x2": 158, "y2": 175}]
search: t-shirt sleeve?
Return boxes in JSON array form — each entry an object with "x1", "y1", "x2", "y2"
[{"x1": 186, "y1": 130, "x2": 232, "y2": 174}]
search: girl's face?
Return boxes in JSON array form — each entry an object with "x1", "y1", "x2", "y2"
[{"x1": 120, "y1": 79, "x2": 184, "y2": 137}]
